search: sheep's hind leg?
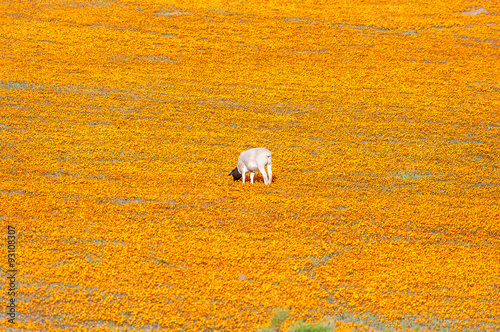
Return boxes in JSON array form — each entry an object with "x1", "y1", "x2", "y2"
[
  {"x1": 258, "y1": 166, "x2": 268, "y2": 185},
  {"x1": 266, "y1": 164, "x2": 272, "y2": 184},
  {"x1": 250, "y1": 172, "x2": 255, "y2": 184}
]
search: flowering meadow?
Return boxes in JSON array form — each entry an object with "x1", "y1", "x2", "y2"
[{"x1": 1, "y1": 0, "x2": 499, "y2": 331}]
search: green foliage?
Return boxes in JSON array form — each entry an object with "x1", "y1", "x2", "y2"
[
  {"x1": 261, "y1": 308, "x2": 290, "y2": 332},
  {"x1": 261, "y1": 308, "x2": 333, "y2": 332},
  {"x1": 288, "y1": 320, "x2": 332, "y2": 332}
]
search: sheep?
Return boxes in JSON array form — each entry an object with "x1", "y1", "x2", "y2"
[{"x1": 228, "y1": 148, "x2": 272, "y2": 184}]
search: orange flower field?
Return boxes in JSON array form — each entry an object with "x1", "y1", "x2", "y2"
[{"x1": 1, "y1": 0, "x2": 499, "y2": 331}]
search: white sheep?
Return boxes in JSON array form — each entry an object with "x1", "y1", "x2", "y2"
[{"x1": 228, "y1": 148, "x2": 272, "y2": 184}]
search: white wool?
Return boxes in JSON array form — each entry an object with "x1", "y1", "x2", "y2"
[{"x1": 235, "y1": 148, "x2": 272, "y2": 185}]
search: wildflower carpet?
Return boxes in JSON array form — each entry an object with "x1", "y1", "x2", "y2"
[{"x1": 0, "y1": 0, "x2": 499, "y2": 331}]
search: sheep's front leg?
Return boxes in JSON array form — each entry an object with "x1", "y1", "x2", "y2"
[
  {"x1": 241, "y1": 166, "x2": 247, "y2": 183},
  {"x1": 250, "y1": 172, "x2": 255, "y2": 183},
  {"x1": 267, "y1": 164, "x2": 272, "y2": 184}
]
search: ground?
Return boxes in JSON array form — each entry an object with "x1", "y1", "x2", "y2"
[{"x1": 0, "y1": 1, "x2": 499, "y2": 331}]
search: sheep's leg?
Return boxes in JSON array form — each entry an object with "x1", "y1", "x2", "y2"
[
  {"x1": 258, "y1": 166, "x2": 268, "y2": 185},
  {"x1": 241, "y1": 166, "x2": 247, "y2": 183},
  {"x1": 267, "y1": 164, "x2": 272, "y2": 184},
  {"x1": 250, "y1": 172, "x2": 255, "y2": 183}
]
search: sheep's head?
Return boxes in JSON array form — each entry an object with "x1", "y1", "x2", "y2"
[{"x1": 228, "y1": 168, "x2": 242, "y2": 181}]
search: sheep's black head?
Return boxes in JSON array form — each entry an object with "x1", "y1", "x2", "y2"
[{"x1": 228, "y1": 168, "x2": 242, "y2": 181}]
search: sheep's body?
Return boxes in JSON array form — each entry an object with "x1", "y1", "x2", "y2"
[{"x1": 229, "y1": 148, "x2": 272, "y2": 184}]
